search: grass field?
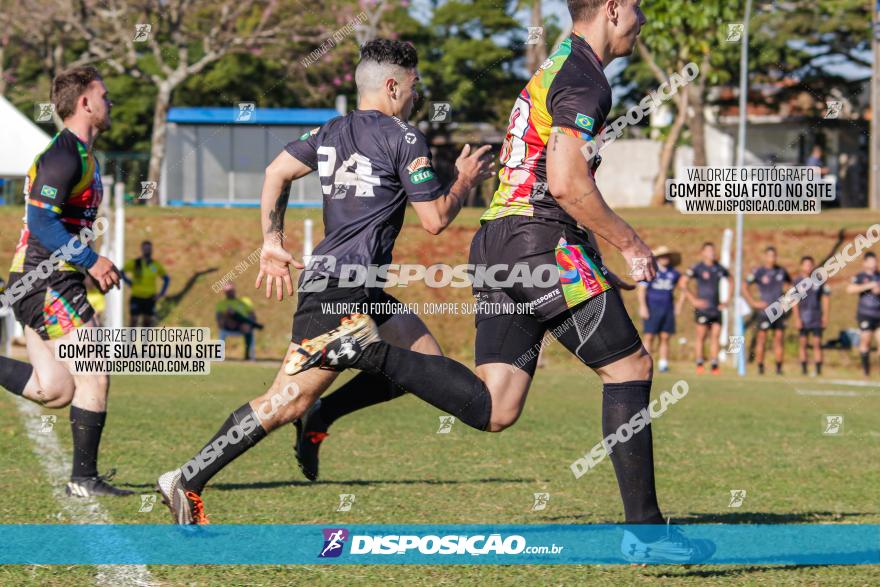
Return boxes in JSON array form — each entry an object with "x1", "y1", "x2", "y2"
[
  {"x1": 1, "y1": 205, "x2": 879, "y2": 367},
  {"x1": 1, "y1": 207, "x2": 879, "y2": 584},
  {"x1": 1, "y1": 361, "x2": 879, "y2": 585}
]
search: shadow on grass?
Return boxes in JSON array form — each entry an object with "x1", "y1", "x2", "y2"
[
  {"x1": 677, "y1": 511, "x2": 874, "y2": 524},
  {"x1": 120, "y1": 477, "x2": 542, "y2": 491},
  {"x1": 215, "y1": 477, "x2": 543, "y2": 491},
  {"x1": 541, "y1": 511, "x2": 874, "y2": 524},
  {"x1": 648, "y1": 565, "x2": 832, "y2": 578},
  {"x1": 155, "y1": 267, "x2": 219, "y2": 322}
]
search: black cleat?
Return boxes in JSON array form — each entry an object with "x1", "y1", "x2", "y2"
[
  {"x1": 293, "y1": 399, "x2": 329, "y2": 482},
  {"x1": 66, "y1": 469, "x2": 134, "y2": 497},
  {"x1": 285, "y1": 314, "x2": 380, "y2": 376}
]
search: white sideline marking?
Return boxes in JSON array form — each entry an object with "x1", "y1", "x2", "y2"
[
  {"x1": 796, "y1": 390, "x2": 865, "y2": 397},
  {"x1": 16, "y1": 399, "x2": 155, "y2": 587},
  {"x1": 828, "y1": 379, "x2": 879, "y2": 388}
]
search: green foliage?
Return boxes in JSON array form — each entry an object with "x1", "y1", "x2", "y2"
[{"x1": 417, "y1": 0, "x2": 526, "y2": 125}]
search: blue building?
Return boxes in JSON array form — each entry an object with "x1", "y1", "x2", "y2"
[{"x1": 160, "y1": 106, "x2": 340, "y2": 206}]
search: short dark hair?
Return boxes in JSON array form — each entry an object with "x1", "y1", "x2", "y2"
[
  {"x1": 801, "y1": 255, "x2": 814, "y2": 263},
  {"x1": 359, "y1": 39, "x2": 418, "y2": 69},
  {"x1": 568, "y1": 0, "x2": 607, "y2": 22},
  {"x1": 701, "y1": 242, "x2": 715, "y2": 250},
  {"x1": 765, "y1": 246, "x2": 777, "y2": 254},
  {"x1": 866, "y1": 252, "x2": 877, "y2": 260},
  {"x1": 51, "y1": 66, "x2": 102, "y2": 120}
]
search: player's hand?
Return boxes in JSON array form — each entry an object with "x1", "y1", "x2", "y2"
[
  {"x1": 455, "y1": 144, "x2": 496, "y2": 187},
  {"x1": 795, "y1": 319, "x2": 803, "y2": 329},
  {"x1": 621, "y1": 240, "x2": 655, "y2": 282},
  {"x1": 255, "y1": 241, "x2": 303, "y2": 301},
  {"x1": 88, "y1": 255, "x2": 121, "y2": 293},
  {"x1": 639, "y1": 306, "x2": 650, "y2": 320},
  {"x1": 694, "y1": 298, "x2": 709, "y2": 310},
  {"x1": 754, "y1": 300, "x2": 768, "y2": 310},
  {"x1": 822, "y1": 317, "x2": 829, "y2": 328},
  {"x1": 872, "y1": 283, "x2": 880, "y2": 295}
]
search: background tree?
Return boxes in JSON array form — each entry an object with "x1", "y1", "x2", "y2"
[{"x1": 63, "y1": 0, "x2": 332, "y2": 201}]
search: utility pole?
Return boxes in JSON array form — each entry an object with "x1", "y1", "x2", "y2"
[
  {"x1": 872, "y1": 1, "x2": 880, "y2": 209},
  {"x1": 734, "y1": 0, "x2": 753, "y2": 377}
]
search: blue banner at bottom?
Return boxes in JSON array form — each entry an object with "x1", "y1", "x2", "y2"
[{"x1": 0, "y1": 524, "x2": 877, "y2": 565}]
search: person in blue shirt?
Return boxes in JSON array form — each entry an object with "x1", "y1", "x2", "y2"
[{"x1": 637, "y1": 246, "x2": 682, "y2": 373}]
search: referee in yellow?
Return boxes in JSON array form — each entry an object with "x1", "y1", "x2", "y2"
[{"x1": 122, "y1": 240, "x2": 170, "y2": 327}]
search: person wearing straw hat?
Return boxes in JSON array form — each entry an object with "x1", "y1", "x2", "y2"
[{"x1": 637, "y1": 246, "x2": 682, "y2": 373}]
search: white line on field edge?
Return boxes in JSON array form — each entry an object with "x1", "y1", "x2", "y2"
[
  {"x1": 796, "y1": 389, "x2": 866, "y2": 397},
  {"x1": 16, "y1": 398, "x2": 156, "y2": 587}
]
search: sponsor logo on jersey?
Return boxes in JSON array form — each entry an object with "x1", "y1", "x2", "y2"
[
  {"x1": 574, "y1": 113, "x2": 595, "y2": 132},
  {"x1": 410, "y1": 168, "x2": 436, "y2": 184},
  {"x1": 40, "y1": 185, "x2": 58, "y2": 199},
  {"x1": 406, "y1": 156, "x2": 430, "y2": 173},
  {"x1": 299, "y1": 127, "x2": 319, "y2": 141}
]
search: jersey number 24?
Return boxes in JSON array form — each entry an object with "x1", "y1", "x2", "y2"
[{"x1": 317, "y1": 146, "x2": 380, "y2": 199}]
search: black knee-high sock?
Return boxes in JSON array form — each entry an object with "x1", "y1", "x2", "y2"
[
  {"x1": 0, "y1": 356, "x2": 34, "y2": 396},
  {"x1": 69, "y1": 406, "x2": 106, "y2": 479},
  {"x1": 861, "y1": 352, "x2": 870, "y2": 375},
  {"x1": 319, "y1": 372, "x2": 405, "y2": 426},
  {"x1": 354, "y1": 343, "x2": 492, "y2": 431},
  {"x1": 602, "y1": 381, "x2": 663, "y2": 524},
  {"x1": 181, "y1": 403, "x2": 268, "y2": 494}
]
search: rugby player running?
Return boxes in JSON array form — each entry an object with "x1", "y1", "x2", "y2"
[
  {"x1": 157, "y1": 39, "x2": 497, "y2": 524},
  {"x1": 288, "y1": 0, "x2": 714, "y2": 564},
  {"x1": 0, "y1": 66, "x2": 131, "y2": 497}
]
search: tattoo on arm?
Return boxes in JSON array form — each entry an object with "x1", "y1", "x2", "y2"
[{"x1": 268, "y1": 182, "x2": 291, "y2": 240}]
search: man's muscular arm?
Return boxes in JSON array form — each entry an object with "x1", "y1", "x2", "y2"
[
  {"x1": 546, "y1": 132, "x2": 655, "y2": 281},
  {"x1": 260, "y1": 151, "x2": 311, "y2": 245},
  {"x1": 255, "y1": 150, "x2": 311, "y2": 300}
]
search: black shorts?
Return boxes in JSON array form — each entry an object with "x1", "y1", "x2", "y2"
[
  {"x1": 857, "y1": 315, "x2": 880, "y2": 332},
  {"x1": 474, "y1": 288, "x2": 642, "y2": 376},
  {"x1": 757, "y1": 308, "x2": 786, "y2": 331},
  {"x1": 129, "y1": 296, "x2": 156, "y2": 317},
  {"x1": 469, "y1": 215, "x2": 613, "y2": 323},
  {"x1": 7, "y1": 270, "x2": 94, "y2": 341},
  {"x1": 694, "y1": 309, "x2": 721, "y2": 325},
  {"x1": 469, "y1": 216, "x2": 640, "y2": 374},
  {"x1": 799, "y1": 327, "x2": 823, "y2": 337},
  {"x1": 291, "y1": 277, "x2": 403, "y2": 343}
]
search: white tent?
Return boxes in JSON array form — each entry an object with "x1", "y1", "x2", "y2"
[{"x1": 0, "y1": 95, "x2": 51, "y2": 177}]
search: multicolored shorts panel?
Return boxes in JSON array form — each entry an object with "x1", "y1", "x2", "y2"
[
  {"x1": 469, "y1": 215, "x2": 612, "y2": 323},
  {"x1": 7, "y1": 271, "x2": 94, "y2": 340}
]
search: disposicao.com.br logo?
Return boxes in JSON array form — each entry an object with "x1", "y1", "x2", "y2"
[{"x1": 318, "y1": 528, "x2": 564, "y2": 557}]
